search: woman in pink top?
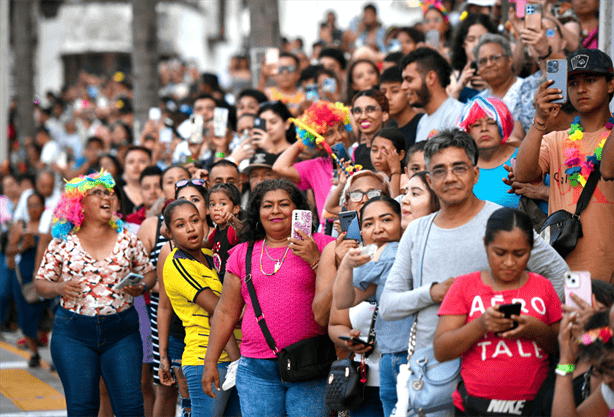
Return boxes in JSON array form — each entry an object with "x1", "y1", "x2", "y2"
[
  {"x1": 202, "y1": 179, "x2": 334, "y2": 417},
  {"x1": 273, "y1": 100, "x2": 352, "y2": 224}
]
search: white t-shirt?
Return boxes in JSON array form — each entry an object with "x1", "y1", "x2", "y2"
[{"x1": 415, "y1": 97, "x2": 465, "y2": 142}]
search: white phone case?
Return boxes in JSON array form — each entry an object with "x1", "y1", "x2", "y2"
[{"x1": 564, "y1": 271, "x2": 592, "y2": 308}]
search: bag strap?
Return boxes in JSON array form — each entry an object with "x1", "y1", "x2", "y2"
[
  {"x1": 245, "y1": 244, "x2": 279, "y2": 354},
  {"x1": 406, "y1": 214, "x2": 436, "y2": 361},
  {"x1": 574, "y1": 166, "x2": 600, "y2": 217},
  {"x1": 363, "y1": 304, "x2": 378, "y2": 359}
]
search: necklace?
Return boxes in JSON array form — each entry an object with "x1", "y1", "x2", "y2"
[
  {"x1": 260, "y1": 238, "x2": 290, "y2": 276},
  {"x1": 489, "y1": 270, "x2": 524, "y2": 299},
  {"x1": 564, "y1": 114, "x2": 614, "y2": 187}
]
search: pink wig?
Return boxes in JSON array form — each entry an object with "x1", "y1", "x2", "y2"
[{"x1": 457, "y1": 96, "x2": 514, "y2": 144}]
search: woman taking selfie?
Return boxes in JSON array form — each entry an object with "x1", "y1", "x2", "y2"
[
  {"x1": 201, "y1": 179, "x2": 334, "y2": 417},
  {"x1": 35, "y1": 171, "x2": 156, "y2": 417},
  {"x1": 433, "y1": 208, "x2": 561, "y2": 416}
]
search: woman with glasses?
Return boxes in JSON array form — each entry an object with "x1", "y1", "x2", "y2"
[
  {"x1": 273, "y1": 100, "x2": 352, "y2": 227},
  {"x1": 202, "y1": 179, "x2": 335, "y2": 417},
  {"x1": 253, "y1": 101, "x2": 296, "y2": 156},
  {"x1": 35, "y1": 171, "x2": 157, "y2": 416},
  {"x1": 457, "y1": 96, "x2": 528, "y2": 209},
  {"x1": 473, "y1": 34, "x2": 525, "y2": 143},
  {"x1": 351, "y1": 88, "x2": 390, "y2": 171}
]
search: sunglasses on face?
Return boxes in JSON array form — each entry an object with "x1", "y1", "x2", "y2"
[
  {"x1": 87, "y1": 189, "x2": 115, "y2": 199},
  {"x1": 351, "y1": 105, "x2": 381, "y2": 116},
  {"x1": 175, "y1": 179, "x2": 206, "y2": 190},
  {"x1": 278, "y1": 65, "x2": 297, "y2": 74}
]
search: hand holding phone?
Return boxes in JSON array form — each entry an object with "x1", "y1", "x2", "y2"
[
  {"x1": 113, "y1": 272, "x2": 144, "y2": 291},
  {"x1": 498, "y1": 303, "x2": 522, "y2": 330},
  {"x1": 338, "y1": 335, "x2": 372, "y2": 347},
  {"x1": 291, "y1": 210, "x2": 312, "y2": 240},
  {"x1": 564, "y1": 271, "x2": 592, "y2": 309}
]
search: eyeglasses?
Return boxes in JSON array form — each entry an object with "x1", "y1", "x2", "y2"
[
  {"x1": 278, "y1": 65, "x2": 296, "y2": 73},
  {"x1": 477, "y1": 54, "x2": 505, "y2": 67},
  {"x1": 175, "y1": 179, "x2": 206, "y2": 189},
  {"x1": 87, "y1": 189, "x2": 115, "y2": 199},
  {"x1": 351, "y1": 105, "x2": 381, "y2": 116},
  {"x1": 348, "y1": 189, "x2": 382, "y2": 202},
  {"x1": 429, "y1": 165, "x2": 472, "y2": 180}
]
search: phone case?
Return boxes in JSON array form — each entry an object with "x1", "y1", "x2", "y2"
[
  {"x1": 254, "y1": 117, "x2": 266, "y2": 132},
  {"x1": 339, "y1": 210, "x2": 358, "y2": 234},
  {"x1": 189, "y1": 114, "x2": 204, "y2": 144},
  {"x1": 426, "y1": 30, "x2": 440, "y2": 47},
  {"x1": 345, "y1": 217, "x2": 362, "y2": 242},
  {"x1": 546, "y1": 59, "x2": 568, "y2": 104},
  {"x1": 564, "y1": 271, "x2": 592, "y2": 308},
  {"x1": 213, "y1": 108, "x2": 229, "y2": 137},
  {"x1": 525, "y1": 3, "x2": 542, "y2": 31},
  {"x1": 113, "y1": 273, "x2": 144, "y2": 291},
  {"x1": 331, "y1": 143, "x2": 352, "y2": 164},
  {"x1": 516, "y1": 0, "x2": 527, "y2": 18},
  {"x1": 292, "y1": 210, "x2": 312, "y2": 240}
]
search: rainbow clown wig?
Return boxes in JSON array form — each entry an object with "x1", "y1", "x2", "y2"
[
  {"x1": 457, "y1": 96, "x2": 514, "y2": 145},
  {"x1": 51, "y1": 170, "x2": 123, "y2": 239},
  {"x1": 291, "y1": 101, "x2": 352, "y2": 150}
]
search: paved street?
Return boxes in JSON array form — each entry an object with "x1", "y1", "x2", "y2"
[{"x1": 0, "y1": 330, "x2": 66, "y2": 416}]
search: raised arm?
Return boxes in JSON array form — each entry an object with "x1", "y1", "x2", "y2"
[
  {"x1": 515, "y1": 81, "x2": 561, "y2": 182},
  {"x1": 272, "y1": 141, "x2": 302, "y2": 183}
]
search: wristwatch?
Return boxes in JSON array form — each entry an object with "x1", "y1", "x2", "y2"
[{"x1": 555, "y1": 363, "x2": 575, "y2": 376}]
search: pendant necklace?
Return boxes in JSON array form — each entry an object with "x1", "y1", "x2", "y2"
[{"x1": 260, "y1": 238, "x2": 290, "y2": 276}]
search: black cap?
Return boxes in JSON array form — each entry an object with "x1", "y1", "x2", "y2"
[
  {"x1": 568, "y1": 48, "x2": 614, "y2": 76},
  {"x1": 242, "y1": 151, "x2": 278, "y2": 175}
]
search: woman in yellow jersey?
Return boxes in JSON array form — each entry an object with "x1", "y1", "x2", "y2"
[{"x1": 162, "y1": 199, "x2": 241, "y2": 417}]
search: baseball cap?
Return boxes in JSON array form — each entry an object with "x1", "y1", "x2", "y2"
[
  {"x1": 242, "y1": 151, "x2": 278, "y2": 176},
  {"x1": 568, "y1": 48, "x2": 614, "y2": 76},
  {"x1": 467, "y1": 0, "x2": 496, "y2": 6}
]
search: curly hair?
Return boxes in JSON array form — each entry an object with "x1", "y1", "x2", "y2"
[
  {"x1": 243, "y1": 179, "x2": 311, "y2": 243},
  {"x1": 293, "y1": 101, "x2": 352, "y2": 149},
  {"x1": 51, "y1": 171, "x2": 121, "y2": 239}
]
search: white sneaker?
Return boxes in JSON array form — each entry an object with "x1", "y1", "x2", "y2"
[{"x1": 222, "y1": 359, "x2": 240, "y2": 391}]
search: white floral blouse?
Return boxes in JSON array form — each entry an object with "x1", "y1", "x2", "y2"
[{"x1": 36, "y1": 229, "x2": 154, "y2": 316}]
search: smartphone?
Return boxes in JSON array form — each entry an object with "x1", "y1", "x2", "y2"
[
  {"x1": 213, "y1": 107, "x2": 229, "y2": 137},
  {"x1": 499, "y1": 303, "x2": 522, "y2": 330},
  {"x1": 291, "y1": 210, "x2": 312, "y2": 240},
  {"x1": 564, "y1": 271, "x2": 592, "y2": 309},
  {"x1": 345, "y1": 217, "x2": 362, "y2": 242},
  {"x1": 425, "y1": 30, "x2": 440, "y2": 48},
  {"x1": 546, "y1": 59, "x2": 568, "y2": 104},
  {"x1": 470, "y1": 61, "x2": 478, "y2": 72},
  {"x1": 149, "y1": 107, "x2": 161, "y2": 121},
  {"x1": 305, "y1": 83, "x2": 319, "y2": 102},
  {"x1": 516, "y1": 0, "x2": 527, "y2": 18},
  {"x1": 322, "y1": 78, "x2": 337, "y2": 94},
  {"x1": 113, "y1": 272, "x2": 144, "y2": 291},
  {"x1": 525, "y1": 3, "x2": 542, "y2": 31},
  {"x1": 265, "y1": 48, "x2": 279, "y2": 75},
  {"x1": 253, "y1": 117, "x2": 267, "y2": 133},
  {"x1": 338, "y1": 336, "x2": 371, "y2": 346},
  {"x1": 339, "y1": 210, "x2": 358, "y2": 234},
  {"x1": 331, "y1": 143, "x2": 352, "y2": 164},
  {"x1": 189, "y1": 114, "x2": 204, "y2": 144}
]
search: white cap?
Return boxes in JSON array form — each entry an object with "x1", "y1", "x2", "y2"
[{"x1": 467, "y1": 0, "x2": 496, "y2": 6}]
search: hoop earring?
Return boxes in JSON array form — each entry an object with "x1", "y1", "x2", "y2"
[{"x1": 255, "y1": 221, "x2": 261, "y2": 231}]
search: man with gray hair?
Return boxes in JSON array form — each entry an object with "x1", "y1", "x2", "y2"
[{"x1": 379, "y1": 129, "x2": 567, "y2": 416}]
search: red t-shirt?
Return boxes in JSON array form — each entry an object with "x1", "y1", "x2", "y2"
[{"x1": 438, "y1": 271, "x2": 562, "y2": 409}]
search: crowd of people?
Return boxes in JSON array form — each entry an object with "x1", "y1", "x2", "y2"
[{"x1": 1, "y1": 0, "x2": 614, "y2": 416}]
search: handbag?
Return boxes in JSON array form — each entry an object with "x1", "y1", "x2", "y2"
[
  {"x1": 14, "y1": 263, "x2": 41, "y2": 304},
  {"x1": 325, "y1": 304, "x2": 378, "y2": 411},
  {"x1": 392, "y1": 215, "x2": 461, "y2": 417},
  {"x1": 244, "y1": 245, "x2": 336, "y2": 383},
  {"x1": 539, "y1": 167, "x2": 600, "y2": 258}
]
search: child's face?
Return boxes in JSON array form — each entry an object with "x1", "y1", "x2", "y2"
[
  {"x1": 568, "y1": 73, "x2": 614, "y2": 115},
  {"x1": 208, "y1": 191, "x2": 240, "y2": 226},
  {"x1": 405, "y1": 150, "x2": 426, "y2": 177}
]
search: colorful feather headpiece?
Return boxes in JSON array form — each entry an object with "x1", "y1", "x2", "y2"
[
  {"x1": 51, "y1": 170, "x2": 123, "y2": 239},
  {"x1": 420, "y1": 0, "x2": 449, "y2": 21}
]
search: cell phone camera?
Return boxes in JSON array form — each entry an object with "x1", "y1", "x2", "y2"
[
  {"x1": 526, "y1": 5, "x2": 535, "y2": 14},
  {"x1": 547, "y1": 61, "x2": 559, "y2": 73},
  {"x1": 565, "y1": 272, "x2": 579, "y2": 287}
]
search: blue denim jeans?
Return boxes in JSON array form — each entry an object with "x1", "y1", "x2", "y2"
[
  {"x1": 51, "y1": 306, "x2": 144, "y2": 417},
  {"x1": 351, "y1": 386, "x2": 385, "y2": 417},
  {"x1": 183, "y1": 362, "x2": 240, "y2": 417},
  {"x1": 379, "y1": 352, "x2": 408, "y2": 417},
  {"x1": 235, "y1": 356, "x2": 330, "y2": 417}
]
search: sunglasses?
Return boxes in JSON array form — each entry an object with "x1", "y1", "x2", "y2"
[
  {"x1": 175, "y1": 179, "x2": 206, "y2": 189},
  {"x1": 278, "y1": 65, "x2": 296, "y2": 73}
]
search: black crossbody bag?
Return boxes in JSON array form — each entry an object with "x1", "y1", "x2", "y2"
[
  {"x1": 539, "y1": 167, "x2": 600, "y2": 258},
  {"x1": 244, "y1": 245, "x2": 336, "y2": 382}
]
